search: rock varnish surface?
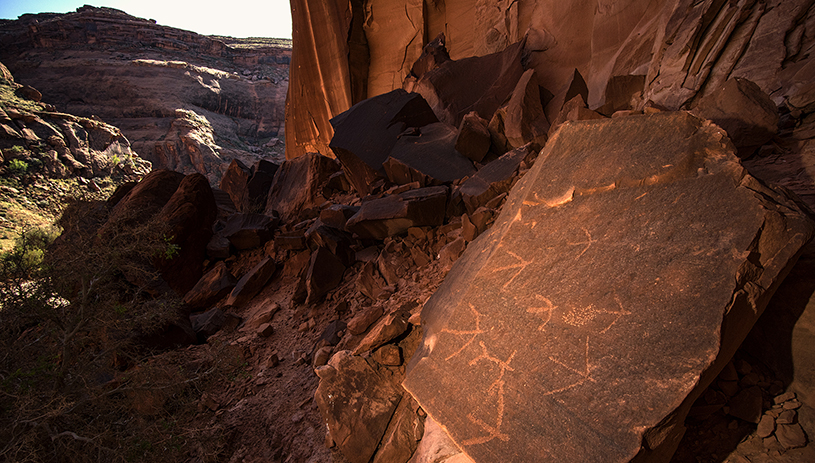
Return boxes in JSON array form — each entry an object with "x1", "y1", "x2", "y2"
[{"x1": 403, "y1": 112, "x2": 815, "y2": 462}]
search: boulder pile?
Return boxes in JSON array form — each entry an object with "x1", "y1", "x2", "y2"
[{"x1": 87, "y1": 31, "x2": 814, "y2": 462}]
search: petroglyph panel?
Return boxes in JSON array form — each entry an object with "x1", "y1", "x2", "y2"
[{"x1": 403, "y1": 113, "x2": 815, "y2": 462}]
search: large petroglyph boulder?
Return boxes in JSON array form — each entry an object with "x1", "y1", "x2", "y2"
[{"x1": 403, "y1": 112, "x2": 815, "y2": 462}]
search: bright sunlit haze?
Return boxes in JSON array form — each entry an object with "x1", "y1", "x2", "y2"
[{"x1": 0, "y1": 1, "x2": 292, "y2": 39}]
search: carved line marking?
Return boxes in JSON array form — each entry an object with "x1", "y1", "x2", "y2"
[
  {"x1": 542, "y1": 336, "x2": 595, "y2": 396},
  {"x1": 441, "y1": 304, "x2": 485, "y2": 361},
  {"x1": 599, "y1": 295, "x2": 631, "y2": 335},
  {"x1": 461, "y1": 342, "x2": 516, "y2": 446},
  {"x1": 527, "y1": 295, "x2": 555, "y2": 331},
  {"x1": 492, "y1": 250, "x2": 533, "y2": 290},
  {"x1": 567, "y1": 227, "x2": 597, "y2": 259}
]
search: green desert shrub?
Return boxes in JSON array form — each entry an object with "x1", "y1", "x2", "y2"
[
  {"x1": 0, "y1": 201, "x2": 230, "y2": 462},
  {"x1": 7, "y1": 158, "x2": 28, "y2": 176}
]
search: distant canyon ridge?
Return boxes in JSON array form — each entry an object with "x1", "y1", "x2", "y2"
[{"x1": 0, "y1": 5, "x2": 291, "y2": 183}]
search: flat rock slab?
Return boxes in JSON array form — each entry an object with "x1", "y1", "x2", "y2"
[{"x1": 404, "y1": 112, "x2": 814, "y2": 463}]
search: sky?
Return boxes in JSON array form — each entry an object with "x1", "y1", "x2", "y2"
[{"x1": 0, "y1": 1, "x2": 292, "y2": 38}]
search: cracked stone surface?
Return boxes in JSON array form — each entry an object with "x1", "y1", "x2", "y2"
[{"x1": 403, "y1": 112, "x2": 815, "y2": 463}]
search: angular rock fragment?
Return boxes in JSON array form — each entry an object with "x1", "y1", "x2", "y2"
[
  {"x1": 305, "y1": 220, "x2": 355, "y2": 265},
  {"x1": 404, "y1": 112, "x2": 815, "y2": 463},
  {"x1": 315, "y1": 351, "x2": 402, "y2": 463},
  {"x1": 413, "y1": 39, "x2": 525, "y2": 127},
  {"x1": 548, "y1": 94, "x2": 605, "y2": 137},
  {"x1": 372, "y1": 394, "x2": 422, "y2": 463},
  {"x1": 409, "y1": 33, "x2": 451, "y2": 81},
  {"x1": 190, "y1": 308, "x2": 240, "y2": 341},
  {"x1": 728, "y1": 386, "x2": 763, "y2": 423},
  {"x1": 227, "y1": 257, "x2": 277, "y2": 307},
  {"x1": 206, "y1": 234, "x2": 231, "y2": 259},
  {"x1": 329, "y1": 89, "x2": 439, "y2": 196},
  {"x1": 691, "y1": 77, "x2": 779, "y2": 156},
  {"x1": 319, "y1": 204, "x2": 360, "y2": 229},
  {"x1": 219, "y1": 159, "x2": 251, "y2": 212},
  {"x1": 354, "y1": 310, "x2": 410, "y2": 354},
  {"x1": 153, "y1": 173, "x2": 217, "y2": 295},
  {"x1": 246, "y1": 159, "x2": 278, "y2": 210},
  {"x1": 274, "y1": 230, "x2": 307, "y2": 251},
  {"x1": 305, "y1": 247, "x2": 347, "y2": 305},
  {"x1": 776, "y1": 423, "x2": 807, "y2": 449},
  {"x1": 356, "y1": 261, "x2": 390, "y2": 301},
  {"x1": 489, "y1": 69, "x2": 550, "y2": 153},
  {"x1": 182, "y1": 261, "x2": 237, "y2": 310},
  {"x1": 221, "y1": 213, "x2": 277, "y2": 250},
  {"x1": 455, "y1": 111, "x2": 491, "y2": 163},
  {"x1": 384, "y1": 122, "x2": 476, "y2": 186},
  {"x1": 346, "y1": 186, "x2": 448, "y2": 240},
  {"x1": 265, "y1": 153, "x2": 338, "y2": 222},
  {"x1": 564, "y1": 68, "x2": 589, "y2": 107},
  {"x1": 348, "y1": 305, "x2": 385, "y2": 336},
  {"x1": 457, "y1": 144, "x2": 533, "y2": 214},
  {"x1": 597, "y1": 75, "x2": 646, "y2": 116}
]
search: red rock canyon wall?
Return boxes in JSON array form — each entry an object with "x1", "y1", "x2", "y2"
[{"x1": 285, "y1": 0, "x2": 815, "y2": 160}]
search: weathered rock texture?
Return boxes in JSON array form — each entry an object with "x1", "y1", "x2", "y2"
[
  {"x1": 285, "y1": 0, "x2": 815, "y2": 162},
  {"x1": 0, "y1": 61, "x2": 150, "y2": 178},
  {"x1": 403, "y1": 112, "x2": 815, "y2": 462},
  {"x1": 0, "y1": 6, "x2": 291, "y2": 182}
]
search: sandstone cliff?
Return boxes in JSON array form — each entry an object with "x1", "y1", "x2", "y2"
[
  {"x1": 0, "y1": 5, "x2": 291, "y2": 183},
  {"x1": 285, "y1": 0, "x2": 815, "y2": 161}
]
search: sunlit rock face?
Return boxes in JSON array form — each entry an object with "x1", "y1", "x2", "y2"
[
  {"x1": 403, "y1": 112, "x2": 815, "y2": 462},
  {"x1": 285, "y1": 0, "x2": 815, "y2": 161},
  {"x1": 0, "y1": 6, "x2": 291, "y2": 183}
]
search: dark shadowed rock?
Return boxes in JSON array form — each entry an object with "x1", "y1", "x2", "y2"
[
  {"x1": 219, "y1": 159, "x2": 251, "y2": 212},
  {"x1": 456, "y1": 111, "x2": 491, "y2": 163},
  {"x1": 458, "y1": 144, "x2": 533, "y2": 214},
  {"x1": 206, "y1": 234, "x2": 231, "y2": 259},
  {"x1": 413, "y1": 39, "x2": 525, "y2": 127},
  {"x1": 346, "y1": 186, "x2": 448, "y2": 240},
  {"x1": 691, "y1": 77, "x2": 779, "y2": 156},
  {"x1": 265, "y1": 153, "x2": 338, "y2": 222},
  {"x1": 320, "y1": 204, "x2": 360, "y2": 229},
  {"x1": 182, "y1": 261, "x2": 237, "y2": 310},
  {"x1": 105, "y1": 169, "x2": 185, "y2": 228},
  {"x1": 227, "y1": 257, "x2": 277, "y2": 307},
  {"x1": 274, "y1": 230, "x2": 307, "y2": 251},
  {"x1": 404, "y1": 112, "x2": 814, "y2": 463},
  {"x1": 190, "y1": 307, "x2": 240, "y2": 341},
  {"x1": 410, "y1": 33, "x2": 451, "y2": 80},
  {"x1": 598, "y1": 75, "x2": 646, "y2": 116},
  {"x1": 221, "y1": 213, "x2": 277, "y2": 250},
  {"x1": 563, "y1": 68, "x2": 589, "y2": 107},
  {"x1": 211, "y1": 187, "x2": 237, "y2": 220},
  {"x1": 305, "y1": 247, "x2": 347, "y2": 305},
  {"x1": 489, "y1": 69, "x2": 550, "y2": 153},
  {"x1": 329, "y1": 89, "x2": 439, "y2": 196},
  {"x1": 315, "y1": 351, "x2": 402, "y2": 463},
  {"x1": 548, "y1": 94, "x2": 605, "y2": 137},
  {"x1": 384, "y1": 122, "x2": 476, "y2": 186},
  {"x1": 306, "y1": 220, "x2": 355, "y2": 266},
  {"x1": 246, "y1": 159, "x2": 278, "y2": 210},
  {"x1": 355, "y1": 262, "x2": 389, "y2": 302},
  {"x1": 153, "y1": 173, "x2": 217, "y2": 295}
]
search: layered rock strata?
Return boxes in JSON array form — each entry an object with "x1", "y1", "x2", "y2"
[{"x1": 0, "y1": 6, "x2": 291, "y2": 183}]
